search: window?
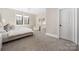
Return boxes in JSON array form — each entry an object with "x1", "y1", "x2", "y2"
[
  {"x1": 23, "y1": 16, "x2": 29, "y2": 25},
  {"x1": 16, "y1": 14, "x2": 23, "y2": 25},
  {"x1": 16, "y1": 14, "x2": 29, "y2": 25}
]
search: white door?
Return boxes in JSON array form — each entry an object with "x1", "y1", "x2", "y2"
[{"x1": 59, "y1": 8, "x2": 75, "y2": 42}]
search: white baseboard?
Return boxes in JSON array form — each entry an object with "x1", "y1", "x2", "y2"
[{"x1": 46, "y1": 33, "x2": 59, "y2": 39}]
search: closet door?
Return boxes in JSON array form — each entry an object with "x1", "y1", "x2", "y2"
[{"x1": 59, "y1": 8, "x2": 75, "y2": 42}]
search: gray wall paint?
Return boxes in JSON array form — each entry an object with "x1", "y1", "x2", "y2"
[
  {"x1": 0, "y1": 8, "x2": 16, "y2": 25},
  {"x1": 0, "y1": 14, "x2": 1, "y2": 22},
  {"x1": 16, "y1": 9, "x2": 36, "y2": 26},
  {"x1": 77, "y1": 8, "x2": 79, "y2": 45},
  {"x1": 0, "y1": 8, "x2": 36, "y2": 27},
  {"x1": 46, "y1": 8, "x2": 59, "y2": 38}
]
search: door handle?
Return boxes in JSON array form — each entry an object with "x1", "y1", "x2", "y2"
[{"x1": 59, "y1": 24, "x2": 62, "y2": 27}]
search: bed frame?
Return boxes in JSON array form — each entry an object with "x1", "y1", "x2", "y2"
[{"x1": 2, "y1": 32, "x2": 33, "y2": 43}]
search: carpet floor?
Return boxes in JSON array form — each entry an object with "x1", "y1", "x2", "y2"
[{"x1": 2, "y1": 31, "x2": 77, "y2": 51}]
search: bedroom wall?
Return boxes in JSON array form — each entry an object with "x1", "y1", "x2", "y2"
[
  {"x1": 77, "y1": 8, "x2": 79, "y2": 45},
  {"x1": 0, "y1": 14, "x2": 1, "y2": 23},
  {"x1": 46, "y1": 8, "x2": 59, "y2": 38},
  {"x1": 0, "y1": 8, "x2": 16, "y2": 25},
  {"x1": 15, "y1": 9, "x2": 36, "y2": 27},
  {"x1": 0, "y1": 8, "x2": 36, "y2": 27},
  {"x1": 34, "y1": 15, "x2": 46, "y2": 30}
]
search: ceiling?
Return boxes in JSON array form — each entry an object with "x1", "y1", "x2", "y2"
[{"x1": 12, "y1": 8, "x2": 46, "y2": 16}]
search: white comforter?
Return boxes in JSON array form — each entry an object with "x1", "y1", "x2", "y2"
[{"x1": 8, "y1": 26, "x2": 33, "y2": 37}]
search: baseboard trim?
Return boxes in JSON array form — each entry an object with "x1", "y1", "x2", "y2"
[{"x1": 46, "y1": 33, "x2": 59, "y2": 39}]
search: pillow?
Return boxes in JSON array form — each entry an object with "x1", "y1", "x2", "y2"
[
  {"x1": 0, "y1": 26, "x2": 6, "y2": 33},
  {"x1": 9, "y1": 25, "x2": 15, "y2": 30},
  {"x1": 0, "y1": 30, "x2": 6, "y2": 33},
  {"x1": 4, "y1": 24, "x2": 15, "y2": 32},
  {"x1": 0, "y1": 26, "x2": 4, "y2": 31},
  {"x1": 4, "y1": 24, "x2": 10, "y2": 32}
]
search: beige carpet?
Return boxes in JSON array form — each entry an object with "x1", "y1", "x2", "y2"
[{"x1": 2, "y1": 31, "x2": 77, "y2": 51}]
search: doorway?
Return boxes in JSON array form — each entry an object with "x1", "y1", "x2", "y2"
[
  {"x1": 59, "y1": 8, "x2": 75, "y2": 43},
  {"x1": 35, "y1": 17, "x2": 46, "y2": 32}
]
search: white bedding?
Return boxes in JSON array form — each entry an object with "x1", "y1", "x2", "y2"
[
  {"x1": 1, "y1": 26, "x2": 33, "y2": 42},
  {"x1": 0, "y1": 30, "x2": 8, "y2": 39},
  {"x1": 8, "y1": 26, "x2": 33, "y2": 37}
]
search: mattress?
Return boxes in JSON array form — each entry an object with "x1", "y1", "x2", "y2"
[
  {"x1": 2, "y1": 26, "x2": 33, "y2": 43},
  {"x1": 8, "y1": 27, "x2": 33, "y2": 37}
]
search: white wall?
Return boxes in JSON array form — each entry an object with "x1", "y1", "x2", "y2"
[
  {"x1": 0, "y1": 8, "x2": 16, "y2": 25},
  {"x1": 0, "y1": 8, "x2": 36, "y2": 27},
  {"x1": 15, "y1": 9, "x2": 36, "y2": 27},
  {"x1": 46, "y1": 8, "x2": 59, "y2": 38},
  {"x1": 77, "y1": 8, "x2": 79, "y2": 45}
]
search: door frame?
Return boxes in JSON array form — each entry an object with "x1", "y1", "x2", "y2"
[
  {"x1": 74, "y1": 8, "x2": 77, "y2": 44},
  {"x1": 58, "y1": 8, "x2": 77, "y2": 44}
]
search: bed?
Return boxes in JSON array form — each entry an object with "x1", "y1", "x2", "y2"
[{"x1": 1, "y1": 26, "x2": 33, "y2": 43}]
